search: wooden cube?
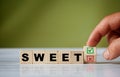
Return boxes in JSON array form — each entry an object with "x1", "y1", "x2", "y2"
[
  {"x1": 86, "y1": 55, "x2": 96, "y2": 63},
  {"x1": 58, "y1": 50, "x2": 71, "y2": 64},
  {"x1": 46, "y1": 50, "x2": 59, "y2": 64},
  {"x1": 83, "y1": 46, "x2": 96, "y2": 63},
  {"x1": 71, "y1": 51, "x2": 84, "y2": 64},
  {"x1": 20, "y1": 50, "x2": 33, "y2": 64},
  {"x1": 33, "y1": 50, "x2": 47, "y2": 64},
  {"x1": 83, "y1": 46, "x2": 96, "y2": 55}
]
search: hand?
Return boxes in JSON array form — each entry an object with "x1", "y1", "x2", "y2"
[{"x1": 87, "y1": 12, "x2": 120, "y2": 60}]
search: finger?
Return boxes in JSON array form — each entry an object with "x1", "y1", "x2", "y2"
[
  {"x1": 106, "y1": 30, "x2": 120, "y2": 44},
  {"x1": 103, "y1": 38, "x2": 120, "y2": 60},
  {"x1": 87, "y1": 12, "x2": 120, "y2": 46}
]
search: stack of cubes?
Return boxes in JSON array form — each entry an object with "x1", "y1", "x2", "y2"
[{"x1": 83, "y1": 46, "x2": 96, "y2": 63}]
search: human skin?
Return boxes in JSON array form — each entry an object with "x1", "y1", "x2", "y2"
[{"x1": 87, "y1": 12, "x2": 120, "y2": 60}]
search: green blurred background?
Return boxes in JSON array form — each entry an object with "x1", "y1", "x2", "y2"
[{"x1": 0, "y1": 0, "x2": 120, "y2": 48}]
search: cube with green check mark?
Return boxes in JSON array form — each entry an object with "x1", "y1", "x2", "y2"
[
  {"x1": 83, "y1": 46, "x2": 96, "y2": 63},
  {"x1": 86, "y1": 47, "x2": 94, "y2": 54}
]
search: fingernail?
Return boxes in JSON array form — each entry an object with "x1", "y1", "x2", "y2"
[{"x1": 104, "y1": 50, "x2": 110, "y2": 60}]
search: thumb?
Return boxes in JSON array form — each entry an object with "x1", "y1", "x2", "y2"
[{"x1": 103, "y1": 38, "x2": 120, "y2": 60}]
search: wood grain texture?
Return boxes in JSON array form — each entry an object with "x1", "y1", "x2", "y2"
[
  {"x1": 33, "y1": 50, "x2": 47, "y2": 64},
  {"x1": 20, "y1": 50, "x2": 33, "y2": 64},
  {"x1": 46, "y1": 50, "x2": 59, "y2": 64},
  {"x1": 71, "y1": 51, "x2": 83, "y2": 64},
  {"x1": 58, "y1": 50, "x2": 72, "y2": 64}
]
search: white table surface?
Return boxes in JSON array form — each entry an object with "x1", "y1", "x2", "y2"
[{"x1": 0, "y1": 48, "x2": 120, "y2": 77}]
